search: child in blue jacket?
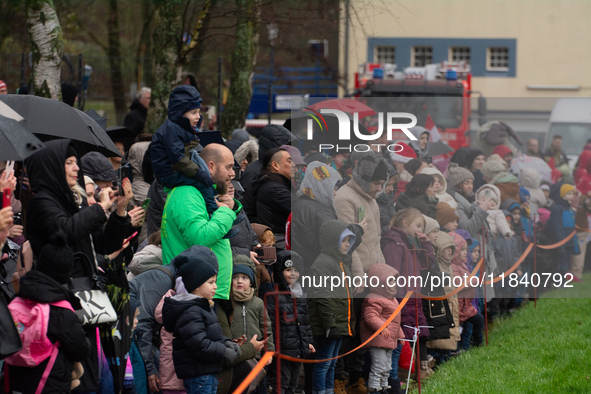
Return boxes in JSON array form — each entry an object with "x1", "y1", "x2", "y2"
[
  {"x1": 548, "y1": 183, "x2": 579, "y2": 275},
  {"x1": 151, "y1": 85, "x2": 217, "y2": 213}
]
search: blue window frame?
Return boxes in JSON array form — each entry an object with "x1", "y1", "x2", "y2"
[{"x1": 367, "y1": 38, "x2": 517, "y2": 77}]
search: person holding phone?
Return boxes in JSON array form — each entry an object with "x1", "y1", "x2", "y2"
[{"x1": 25, "y1": 140, "x2": 135, "y2": 393}]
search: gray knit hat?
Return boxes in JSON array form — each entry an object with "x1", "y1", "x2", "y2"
[
  {"x1": 481, "y1": 160, "x2": 506, "y2": 180},
  {"x1": 447, "y1": 162, "x2": 474, "y2": 188}
]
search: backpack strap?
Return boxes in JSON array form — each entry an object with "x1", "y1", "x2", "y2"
[
  {"x1": 145, "y1": 266, "x2": 175, "y2": 287},
  {"x1": 35, "y1": 344, "x2": 60, "y2": 394}
]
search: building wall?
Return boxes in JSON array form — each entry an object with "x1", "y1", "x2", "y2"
[{"x1": 339, "y1": 0, "x2": 591, "y2": 109}]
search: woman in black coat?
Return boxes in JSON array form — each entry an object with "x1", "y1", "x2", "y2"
[{"x1": 25, "y1": 139, "x2": 134, "y2": 392}]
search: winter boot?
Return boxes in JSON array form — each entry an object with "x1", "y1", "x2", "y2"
[
  {"x1": 418, "y1": 361, "x2": 434, "y2": 381},
  {"x1": 386, "y1": 378, "x2": 400, "y2": 394},
  {"x1": 334, "y1": 380, "x2": 346, "y2": 394},
  {"x1": 345, "y1": 378, "x2": 367, "y2": 394}
]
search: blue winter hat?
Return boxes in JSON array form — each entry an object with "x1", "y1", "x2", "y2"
[
  {"x1": 519, "y1": 187, "x2": 530, "y2": 203},
  {"x1": 338, "y1": 228, "x2": 356, "y2": 253},
  {"x1": 233, "y1": 264, "x2": 255, "y2": 286},
  {"x1": 468, "y1": 239, "x2": 479, "y2": 254}
]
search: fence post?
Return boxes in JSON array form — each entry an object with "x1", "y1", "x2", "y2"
[
  {"x1": 78, "y1": 54, "x2": 83, "y2": 110},
  {"x1": 20, "y1": 53, "x2": 26, "y2": 91},
  {"x1": 478, "y1": 225, "x2": 489, "y2": 346},
  {"x1": 533, "y1": 214, "x2": 537, "y2": 309},
  {"x1": 218, "y1": 57, "x2": 223, "y2": 128}
]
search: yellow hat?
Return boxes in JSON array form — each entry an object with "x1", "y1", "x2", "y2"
[{"x1": 560, "y1": 184, "x2": 575, "y2": 199}]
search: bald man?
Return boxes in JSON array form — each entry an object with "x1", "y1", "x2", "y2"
[
  {"x1": 161, "y1": 143, "x2": 241, "y2": 300},
  {"x1": 526, "y1": 138, "x2": 543, "y2": 159}
]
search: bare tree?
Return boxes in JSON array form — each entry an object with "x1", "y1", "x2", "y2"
[{"x1": 26, "y1": 0, "x2": 63, "y2": 99}]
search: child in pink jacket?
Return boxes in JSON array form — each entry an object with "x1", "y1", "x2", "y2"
[
  {"x1": 361, "y1": 264, "x2": 405, "y2": 393},
  {"x1": 154, "y1": 277, "x2": 188, "y2": 394}
]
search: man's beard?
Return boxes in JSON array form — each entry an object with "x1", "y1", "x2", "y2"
[{"x1": 212, "y1": 169, "x2": 229, "y2": 195}]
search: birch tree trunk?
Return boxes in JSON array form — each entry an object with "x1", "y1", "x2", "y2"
[
  {"x1": 26, "y1": 0, "x2": 63, "y2": 99},
  {"x1": 220, "y1": 0, "x2": 261, "y2": 138}
]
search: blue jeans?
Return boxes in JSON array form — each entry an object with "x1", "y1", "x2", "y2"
[
  {"x1": 183, "y1": 374, "x2": 218, "y2": 394},
  {"x1": 389, "y1": 343, "x2": 403, "y2": 380},
  {"x1": 312, "y1": 336, "x2": 342, "y2": 394},
  {"x1": 460, "y1": 312, "x2": 484, "y2": 349}
]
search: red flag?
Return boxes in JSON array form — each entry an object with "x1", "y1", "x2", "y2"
[
  {"x1": 425, "y1": 114, "x2": 435, "y2": 131},
  {"x1": 425, "y1": 115, "x2": 441, "y2": 142}
]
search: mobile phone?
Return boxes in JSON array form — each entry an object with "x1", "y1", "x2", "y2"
[
  {"x1": 3, "y1": 188, "x2": 11, "y2": 208},
  {"x1": 141, "y1": 198, "x2": 151, "y2": 211},
  {"x1": 4, "y1": 161, "x2": 14, "y2": 180},
  {"x1": 124, "y1": 231, "x2": 138, "y2": 244},
  {"x1": 253, "y1": 246, "x2": 264, "y2": 256},
  {"x1": 357, "y1": 206, "x2": 365, "y2": 222}
]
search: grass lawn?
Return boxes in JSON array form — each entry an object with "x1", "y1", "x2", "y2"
[{"x1": 411, "y1": 273, "x2": 591, "y2": 393}]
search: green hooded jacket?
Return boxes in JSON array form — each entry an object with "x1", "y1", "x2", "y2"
[
  {"x1": 161, "y1": 185, "x2": 242, "y2": 300},
  {"x1": 307, "y1": 220, "x2": 357, "y2": 337}
]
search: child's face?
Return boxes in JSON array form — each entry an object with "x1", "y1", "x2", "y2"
[
  {"x1": 563, "y1": 190, "x2": 575, "y2": 204},
  {"x1": 192, "y1": 276, "x2": 218, "y2": 301},
  {"x1": 283, "y1": 267, "x2": 300, "y2": 285},
  {"x1": 461, "y1": 179, "x2": 473, "y2": 195},
  {"x1": 339, "y1": 236, "x2": 351, "y2": 254},
  {"x1": 425, "y1": 183, "x2": 435, "y2": 197},
  {"x1": 471, "y1": 246, "x2": 480, "y2": 262},
  {"x1": 511, "y1": 209, "x2": 521, "y2": 224},
  {"x1": 442, "y1": 246, "x2": 454, "y2": 260},
  {"x1": 183, "y1": 108, "x2": 202, "y2": 128},
  {"x1": 232, "y1": 274, "x2": 251, "y2": 291},
  {"x1": 458, "y1": 245, "x2": 468, "y2": 261},
  {"x1": 427, "y1": 228, "x2": 440, "y2": 245},
  {"x1": 443, "y1": 219, "x2": 458, "y2": 232},
  {"x1": 404, "y1": 218, "x2": 425, "y2": 237},
  {"x1": 433, "y1": 177, "x2": 442, "y2": 193},
  {"x1": 543, "y1": 189, "x2": 550, "y2": 200}
]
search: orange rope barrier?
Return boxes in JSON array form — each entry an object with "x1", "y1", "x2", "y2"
[{"x1": 232, "y1": 227, "x2": 584, "y2": 394}]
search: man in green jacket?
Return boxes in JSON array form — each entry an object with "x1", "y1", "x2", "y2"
[{"x1": 161, "y1": 143, "x2": 241, "y2": 300}]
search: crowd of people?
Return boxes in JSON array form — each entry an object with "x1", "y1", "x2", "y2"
[{"x1": 1, "y1": 84, "x2": 589, "y2": 394}]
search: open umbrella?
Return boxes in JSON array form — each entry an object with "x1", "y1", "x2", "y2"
[
  {"x1": 0, "y1": 95, "x2": 121, "y2": 157},
  {"x1": 76, "y1": 110, "x2": 122, "y2": 157},
  {"x1": 307, "y1": 98, "x2": 376, "y2": 119},
  {"x1": 85, "y1": 109, "x2": 107, "y2": 131},
  {"x1": 106, "y1": 126, "x2": 136, "y2": 153},
  {"x1": 0, "y1": 115, "x2": 45, "y2": 161},
  {"x1": 426, "y1": 141, "x2": 454, "y2": 156},
  {"x1": 511, "y1": 153, "x2": 553, "y2": 182}
]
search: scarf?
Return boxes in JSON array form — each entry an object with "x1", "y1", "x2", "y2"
[
  {"x1": 290, "y1": 281, "x2": 303, "y2": 298},
  {"x1": 233, "y1": 287, "x2": 255, "y2": 303}
]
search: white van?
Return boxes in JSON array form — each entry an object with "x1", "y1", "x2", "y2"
[{"x1": 546, "y1": 98, "x2": 591, "y2": 169}]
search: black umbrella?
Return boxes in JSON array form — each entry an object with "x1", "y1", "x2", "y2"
[
  {"x1": 76, "y1": 110, "x2": 122, "y2": 157},
  {"x1": 0, "y1": 95, "x2": 121, "y2": 157},
  {"x1": 106, "y1": 126, "x2": 136, "y2": 153},
  {"x1": 0, "y1": 114, "x2": 45, "y2": 161},
  {"x1": 85, "y1": 109, "x2": 107, "y2": 131}
]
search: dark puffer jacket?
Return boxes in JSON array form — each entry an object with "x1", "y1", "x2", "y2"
[
  {"x1": 267, "y1": 252, "x2": 313, "y2": 359},
  {"x1": 162, "y1": 293, "x2": 227, "y2": 379},
  {"x1": 151, "y1": 85, "x2": 203, "y2": 180},
  {"x1": 308, "y1": 220, "x2": 361, "y2": 337},
  {"x1": 8, "y1": 271, "x2": 91, "y2": 394},
  {"x1": 240, "y1": 125, "x2": 298, "y2": 193},
  {"x1": 395, "y1": 192, "x2": 438, "y2": 219},
  {"x1": 124, "y1": 98, "x2": 148, "y2": 136},
  {"x1": 377, "y1": 191, "x2": 396, "y2": 235},
  {"x1": 243, "y1": 170, "x2": 292, "y2": 234}
]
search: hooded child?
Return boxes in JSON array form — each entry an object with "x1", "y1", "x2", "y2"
[{"x1": 307, "y1": 220, "x2": 360, "y2": 394}]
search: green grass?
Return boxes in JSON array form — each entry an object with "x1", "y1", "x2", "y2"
[{"x1": 410, "y1": 273, "x2": 591, "y2": 394}]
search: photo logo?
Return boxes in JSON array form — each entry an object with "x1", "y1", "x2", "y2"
[{"x1": 304, "y1": 108, "x2": 418, "y2": 141}]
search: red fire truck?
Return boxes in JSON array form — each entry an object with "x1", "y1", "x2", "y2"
[{"x1": 352, "y1": 61, "x2": 486, "y2": 151}]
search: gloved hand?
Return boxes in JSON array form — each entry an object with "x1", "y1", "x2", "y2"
[
  {"x1": 325, "y1": 326, "x2": 340, "y2": 340},
  {"x1": 223, "y1": 340, "x2": 242, "y2": 366}
]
